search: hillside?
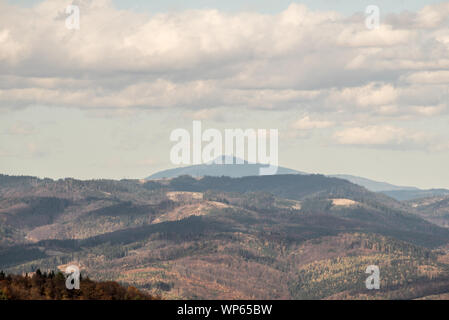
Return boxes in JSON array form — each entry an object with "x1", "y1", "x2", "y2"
[
  {"x1": 330, "y1": 174, "x2": 419, "y2": 192},
  {"x1": 385, "y1": 189, "x2": 449, "y2": 201},
  {"x1": 0, "y1": 270, "x2": 158, "y2": 300},
  {"x1": 146, "y1": 160, "x2": 449, "y2": 201},
  {"x1": 408, "y1": 195, "x2": 449, "y2": 228},
  {"x1": 2, "y1": 174, "x2": 449, "y2": 299}
]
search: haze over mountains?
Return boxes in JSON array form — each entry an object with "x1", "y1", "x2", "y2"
[
  {"x1": 147, "y1": 156, "x2": 303, "y2": 180},
  {"x1": 147, "y1": 157, "x2": 449, "y2": 201}
]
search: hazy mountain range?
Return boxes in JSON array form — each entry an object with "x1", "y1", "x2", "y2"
[
  {"x1": 147, "y1": 157, "x2": 449, "y2": 201},
  {"x1": 147, "y1": 157, "x2": 303, "y2": 180}
]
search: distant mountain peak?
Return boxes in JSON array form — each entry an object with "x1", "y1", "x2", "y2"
[
  {"x1": 146, "y1": 157, "x2": 302, "y2": 180},
  {"x1": 206, "y1": 155, "x2": 249, "y2": 165}
]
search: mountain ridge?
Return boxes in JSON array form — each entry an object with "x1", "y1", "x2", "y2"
[
  {"x1": 2, "y1": 173, "x2": 449, "y2": 299},
  {"x1": 145, "y1": 158, "x2": 449, "y2": 200}
]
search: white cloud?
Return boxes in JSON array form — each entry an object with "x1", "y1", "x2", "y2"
[
  {"x1": 189, "y1": 108, "x2": 228, "y2": 121},
  {"x1": 336, "y1": 25, "x2": 413, "y2": 47},
  {"x1": 0, "y1": 1, "x2": 447, "y2": 113},
  {"x1": 404, "y1": 71, "x2": 449, "y2": 84},
  {"x1": 0, "y1": 1, "x2": 448, "y2": 154},
  {"x1": 333, "y1": 125, "x2": 430, "y2": 148},
  {"x1": 0, "y1": 29, "x2": 24, "y2": 63},
  {"x1": 415, "y1": 3, "x2": 449, "y2": 28},
  {"x1": 327, "y1": 84, "x2": 399, "y2": 108},
  {"x1": 292, "y1": 116, "x2": 334, "y2": 130},
  {"x1": 411, "y1": 104, "x2": 446, "y2": 116}
]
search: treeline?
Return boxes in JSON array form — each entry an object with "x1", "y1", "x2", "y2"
[{"x1": 0, "y1": 270, "x2": 159, "y2": 300}]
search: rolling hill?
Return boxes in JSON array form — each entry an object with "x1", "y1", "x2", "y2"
[
  {"x1": 2, "y1": 173, "x2": 449, "y2": 299},
  {"x1": 408, "y1": 195, "x2": 449, "y2": 228}
]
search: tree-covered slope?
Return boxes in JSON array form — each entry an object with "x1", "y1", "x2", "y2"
[{"x1": 2, "y1": 174, "x2": 449, "y2": 299}]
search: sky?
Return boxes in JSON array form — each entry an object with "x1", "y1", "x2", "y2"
[
  {"x1": 1, "y1": 0, "x2": 449, "y2": 189},
  {"x1": 9, "y1": 0, "x2": 443, "y2": 15}
]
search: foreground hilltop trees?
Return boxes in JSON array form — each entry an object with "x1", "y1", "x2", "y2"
[{"x1": 0, "y1": 270, "x2": 159, "y2": 300}]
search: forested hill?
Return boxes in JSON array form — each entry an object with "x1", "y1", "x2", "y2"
[
  {"x1": 153, "y1": 174, "x2": 394, "y2": 203},
  {"x1": 0, "y1": 270, "x2": 158, "y2": 300},
  {"x1": 3, "y1": 173, "x2": 449, "y2": 299}
]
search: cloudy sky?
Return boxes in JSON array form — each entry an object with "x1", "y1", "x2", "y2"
[{"x1": 1, "y1": 0, "x2": 449, "y2": 189}]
